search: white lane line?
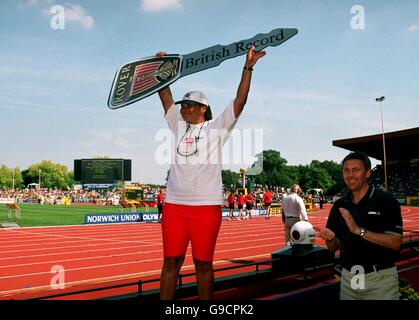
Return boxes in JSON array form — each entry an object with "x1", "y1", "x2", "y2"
[
  {"x1": 0, "y1": 243, "x2": 279, "y2": 282},
  {"x1": 3, "y1": 221, "x2": 282, "y2": 253},
  {"x1": 0, "y1": 244, "x2": 154, "y2": 261},
  {"x1": 0, "y1": 250, "x2": 161, "y2": 269},
  {"x1": 0, "y1": 229, "x2": 161, "y2": 245},
  {"x1": 0, "y1": 229, "x2": 160, "y2": 247},
  {"x1": 0, "y1": 253, "x2": 270, "y2": 297},
  {"x1": 0, "y1": 228, "x2": 282, "y2": 255},
  {"x1": 0, "y1": 236, "x2": 280, "y2": 269}
]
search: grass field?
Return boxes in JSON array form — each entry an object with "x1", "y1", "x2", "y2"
[{"x1": 0, "y1": 204, "x2": 157, "y2": 227}]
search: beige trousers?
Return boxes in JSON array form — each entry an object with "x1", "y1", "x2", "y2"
[
  {"x1": 284, "y1": 217, "x2": 301, "y2": 245},
  {"x1": 340, "y1": 266, "x2": 399, "y2": 300}
]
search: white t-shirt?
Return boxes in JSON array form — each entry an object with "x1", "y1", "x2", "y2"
[
  {"x1": 165, "y1": 101, "x2": 238, "y2": 205},
  {"x1": 281, "y1": 192, "x2": 308, "y2": 220}
]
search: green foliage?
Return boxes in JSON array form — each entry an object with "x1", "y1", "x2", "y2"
[
  {"x1": 0, "y1": 165, "x2": 24, "y2": 189},
  {"x1": 239, "y1": 151, "x2": 344, "y2": 195},
  {"x1": 26, "y1": 160, "x2": 73, "y2": 189},
  {"x1": 251, "y1": 150, "x2": 293, "y2": 187},
  {"x1": 305, "y1": 165, "x2": 333, "y2": 191},
  {"x1": 67, "y1": 171, "x2": 75, "y2": 187},
  {"x1": 222, "y1": 169, "x2": 239, "y2": 189},
  {"x1": 400, "y1": 286, "x2": 419, "y2": 300},
  {"x1": 298, "y1": 160, "x2": 343, "y2": 192},
  {"x1": 311, "y1": 160, "x2": 345, "y2": 194}
]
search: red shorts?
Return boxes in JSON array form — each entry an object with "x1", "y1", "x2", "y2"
[{"x1": 162, "y1": 203, "x2": 222, "y2": 262}]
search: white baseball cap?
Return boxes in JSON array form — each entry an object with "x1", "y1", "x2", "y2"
[{"x1": 175, "y1": 91, "x2": 209, "y2": 107}]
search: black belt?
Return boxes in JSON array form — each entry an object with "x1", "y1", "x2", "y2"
[
  {"x1": 284, "y1": 216, "x2": 299, "y2": 219},
  {"x1": 344, "y1": 262, "x2": 395, "y2": 274}
]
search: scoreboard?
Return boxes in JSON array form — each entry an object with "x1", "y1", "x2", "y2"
[{"x1": 74, "y1": 159, "x2": 131, "y2": 184}]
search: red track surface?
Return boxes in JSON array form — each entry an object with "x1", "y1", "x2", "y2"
[{"x1": 0, "y1": 204, "x2": 418, "y2": 300}]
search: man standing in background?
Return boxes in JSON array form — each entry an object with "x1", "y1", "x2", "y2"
[{"x1": 281, "y1": 184, "x2": 309, "y2": 245}]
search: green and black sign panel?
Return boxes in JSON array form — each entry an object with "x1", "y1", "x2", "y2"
[{"x1": 108, "y1": 28, "x2": 298, "y2": 109}]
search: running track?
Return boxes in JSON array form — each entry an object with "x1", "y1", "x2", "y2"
[{"x1": 0, "y1": 205, "x2": 418, "y2": 300}]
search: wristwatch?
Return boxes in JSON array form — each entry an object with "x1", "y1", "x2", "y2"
[{"x1": 360, "y1": 227, "x2": 366, "y2": 237}]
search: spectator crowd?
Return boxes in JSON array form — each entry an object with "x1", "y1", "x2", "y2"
[
  {"x1": 0, "y1": 185, "x2": 163, "y2": 206},
  {"x1": 369, "y1": 164, "x2": 419, "y2": 197}
]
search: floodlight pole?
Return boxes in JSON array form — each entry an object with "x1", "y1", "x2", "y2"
[
  {"x1": 376, "y1": 96, "x2": 388, "y2": 191},
  {"x1": 240, "y1": 168, "x2": 246, "y2": 188}
]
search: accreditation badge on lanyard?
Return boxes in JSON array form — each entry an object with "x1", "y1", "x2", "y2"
[{"x1": 177, "y1": 136, "x2": 197, "y2": 157}]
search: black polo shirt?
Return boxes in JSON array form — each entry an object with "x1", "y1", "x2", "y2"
[{"x1": 326, "y1": 186, "x2": 403, "y2": 269}]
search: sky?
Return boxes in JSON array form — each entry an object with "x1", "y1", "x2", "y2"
[{"x1": 1, "y1": 0, "x2": 418, "y2": 185}]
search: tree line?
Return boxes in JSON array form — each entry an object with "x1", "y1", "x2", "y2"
[
  {"x1": 0, "y1": 160, "x2": 74, "y2": 190},
  {"x1": 222, "y1": 150, "x2": 345, "y2": 196},
  {"x1": 1, "y1": 150, "x2": 345, "y2": 195}
]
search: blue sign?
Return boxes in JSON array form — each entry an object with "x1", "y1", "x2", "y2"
[
  {"x1": 141, "y1": 213, "x2": 160, "y2": 222},
  {"x1": 85, "y1": 212, "x2": 143, "y2": 224}
]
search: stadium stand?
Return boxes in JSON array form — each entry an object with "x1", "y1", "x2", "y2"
[{"x1": 333, "y1": 126, "x2": 419, "y2": 200}]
